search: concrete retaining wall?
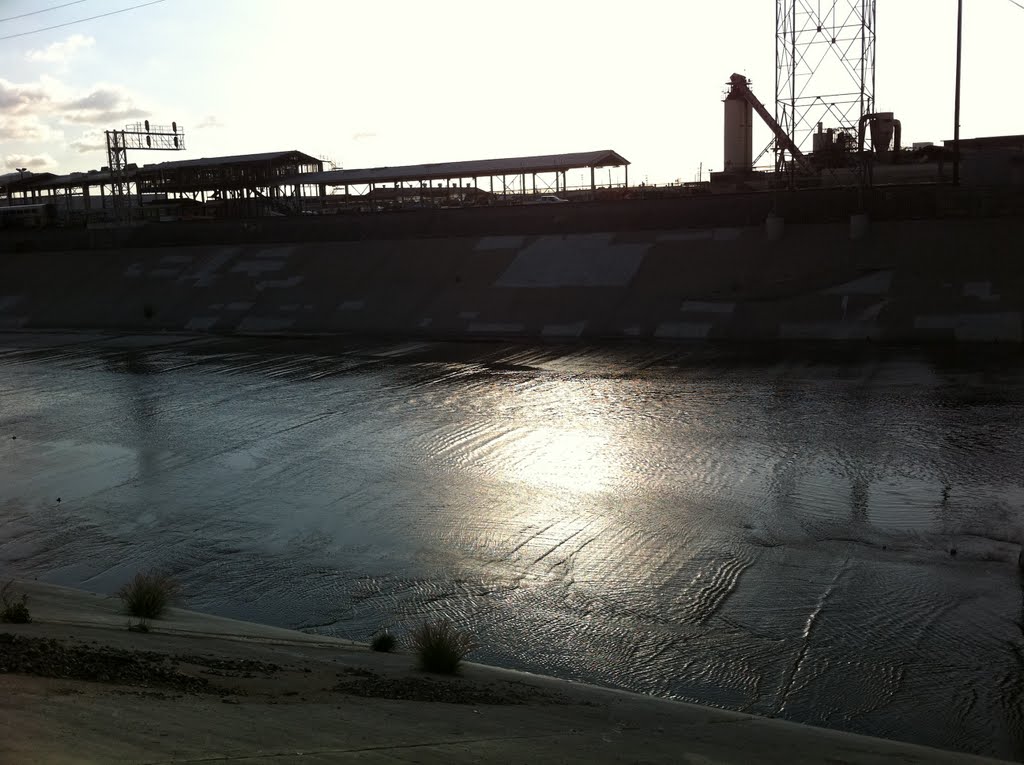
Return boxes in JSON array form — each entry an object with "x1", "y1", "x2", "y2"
[{"x1": 2, "y1": 217, "x2": 1022, "y2": 343}]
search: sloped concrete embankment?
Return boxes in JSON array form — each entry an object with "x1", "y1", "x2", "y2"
[
  {"x1": 1, "y1": 218, "x2": 1021, "y2": 343},
  {"x1": 0, "y1": 580, "x2": 1008, "y2": 764}
]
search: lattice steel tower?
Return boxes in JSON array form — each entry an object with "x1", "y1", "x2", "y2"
[
  {"x1": 105, "y1": 120, "x2": 185, "y2": 222},
  {"x1": 775, "y1": 0, "x2": 876, "y2": 171}
]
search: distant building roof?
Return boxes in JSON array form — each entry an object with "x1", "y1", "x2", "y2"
[
  {"x1": 34, "y1": 169, "x2": 116, "y2": 189},
  {"x1": 0, "y1": 171, "x2": 57, "y2": 191},
  {"x1": 943, "y1": 135, "x2": 1024, "y2": 150},
  {"x1": 138, "y1": 150, "x2": 322, "y2": 173},
  {"x1": 134, "y1": 150, "x2": 324, "y2": 193},
  {"x1": 284, "y1": 149, "x2": 630, "y2": 187}
]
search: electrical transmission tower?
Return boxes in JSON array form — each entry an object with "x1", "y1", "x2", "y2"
[
  {"x1": 105, "y1": 120, "x2": 185, "y2": 222},
  {"x1": 775, "y1": 0, "x2": 876, "y2": 171}
]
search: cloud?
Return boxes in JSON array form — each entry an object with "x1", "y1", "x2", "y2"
[
  {"x1": 68, "y1": 129, "x2": 107, "y2": 153},
  {"x1": 60, "y1": 85, "x2": 147, "y2": 124},
  {"x1": 197, "y1": 115, "x2": 224, "y2": 129},
  {"x1": 352, "y1": 132, "x2": 377, "y2": 141},
  {"x1": 4, "y1": 153, "x2": 58, "y2": 171},
  {"x1": 0, "y1": 78, "x2": 51, "y2": 114},
  {"x1": 0, "y1": 115, "x2": 63, "y2": 143},
  {"x1": 25, "y1": 34, "x2": 95, "y2": 64}
]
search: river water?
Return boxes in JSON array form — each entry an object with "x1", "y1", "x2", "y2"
[{"x1": 1, "y1": 333, "x2": 1022, "y2": 759}]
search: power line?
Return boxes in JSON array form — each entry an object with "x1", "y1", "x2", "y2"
[
  {"x1": 0, "y1": 0, "x2": 89, "y2": 24},
  {"x1": 0, "y1": 0, "x2": 164, "y2": 41},
  {"x1": 1007, "y1": 0, "x2": 1024, "y2": 11}
]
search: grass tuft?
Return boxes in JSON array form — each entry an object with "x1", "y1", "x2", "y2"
[
  {"x1": 370, "y1": 630, "x2": 396, "y2": 653},
  {"x1": 1, "y1": 581, "x2": 31, "y2": 624},
  {"x1": 409, "y1": 620, "x2": 475, "y2": 674},
  {"x1": 117, "y1": 571, "x2": 180, "y2": 619}
]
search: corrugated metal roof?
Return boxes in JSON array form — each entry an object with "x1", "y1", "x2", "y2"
[
  {"x1": 0, "y1": 171, "x2": 56, "y2": 190},
  {"x1": 283, "y1": 150, "x2": 629, "y2": 187},
  {"x1": 137, "y1": 150, "x2": 322, "y2": 173},
  {"x1": 35, "y1": 169, "x2": 116, "y2": 188}
]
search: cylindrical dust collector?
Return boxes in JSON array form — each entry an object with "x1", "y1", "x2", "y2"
[{"x1": 723, "y1": 86, "x2": 754, "y2": 172}]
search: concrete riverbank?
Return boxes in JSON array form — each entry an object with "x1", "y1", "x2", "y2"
[
  {"x1": 0, "y1": 580, "x2": 1008, "y2": 764},
  {"x1": 2, "y1": 217, "x2": 1022, "y2": 344}
]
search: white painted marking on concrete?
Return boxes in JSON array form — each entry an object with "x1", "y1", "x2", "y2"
[
  {"x1": 185, "y1": 317, "x2": 218, "y2": 331},
  {"x1": 541, "y1": 321, "x2": 588, "y2": 338},
  {"x1": 233, "y1": 261, "x2": 286, "y2": 276},
  {"x1": 123, "y1": 264, "x2": 144, "y2": 278},
  {"x1": 338, "y1": 300, "x2": 365, "y2": 311},
  {"x1": 963, "y1": 282, "x2": 999, "y2": 302},
  {"x1": 913, "y1": 316, "x2": 956, "y2": 330},
  {"x1": 780, "y1": 322, "x2": 879, "y2": 340},
  {"x1": 0, "y1": 296, "x2": 23, "y2": 311},
  {"x1": 495, "y1": 233, "x2": 647, "y2": 288},
  {"x1": 712, "y1": 228, "x2": 741, "y2": 241},
  {"x1": 914, "y1": 313, "x2": 1022, "y2": 342},
  {"x1": 237, "y1": 317, "x2": 296, "y2": 332},
  {"x1": 257, "y1": 276, "x2": 303, "y2": 290},
  {"x1": 253, "y1": 247, "x2": 295, "y2": 259},
  {"x1": 458, "y1": 311, "x2": 479, "y2": 320},
  {"x1": 823, "y1": 271, "x2": 893, "y2": 295},
  {"x1": 858, "y1": 301, "x2": 888, "y2": 321},
  {"x1": 680, "y1": 301, "x2": 735, "y2": 314},
  {"x1": 655, "y1": 322, "x2": 713, "y2": 339},
  {"x1": 476, "y1": 236, "x2": 526, "y2": 251},
  {"x1": 189, "y1": 248, "x2": 240, "y2": 286},
  {"x1": 226, "y1": 302, "x2": 253, "y2": 311},
  {"x1": 468, "y1": 322, "x2": 526, "y2": 334},
  {"x1": 658, "y1": 230, "x2": 713, "y2": 241}
]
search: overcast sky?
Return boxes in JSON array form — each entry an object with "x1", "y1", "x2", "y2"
[{"x1": 1, "y1": 0, "x2": 1021, "y2": 184}]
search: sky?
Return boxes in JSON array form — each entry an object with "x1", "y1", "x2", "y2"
[{"x1": 1, "y1": 0, "x2": 1022, "y2": 185}]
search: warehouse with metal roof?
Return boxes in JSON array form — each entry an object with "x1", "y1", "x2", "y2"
[
  {"x1": 282, "y1": 149, "x2": 631, "y2": 197},
  {"x1": 2, "y1": 149, "x2": 629, "y2": 220}
]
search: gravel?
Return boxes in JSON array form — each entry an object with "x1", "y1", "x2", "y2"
[
  {"x1": 333, "y1": 667, "x2": 572, "y2": 705},
  {"x1": 0, "y1": 632, "x2": 218, "y2": 694}
]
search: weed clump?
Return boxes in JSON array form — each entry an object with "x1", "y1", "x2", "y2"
[
  {"x1": 370, "y1": 630, "x2": 396, "y2": 653},
  {"x1": 1, "y1": 581, "x2": 31, "y2": 624},
  {"x1": 118, "y1": 571, "x2": 180, "y2": 619},
  {"x1": 409, "y1": 620, "x2": 475, "y2": 674}
]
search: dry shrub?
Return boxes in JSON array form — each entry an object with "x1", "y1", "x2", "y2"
[
  {"x1": 118, "y1": 571, "x2": 180, "y2": 619},
  {"x1": 409, "y1": 620, "x2": 475, "y2": 674}
]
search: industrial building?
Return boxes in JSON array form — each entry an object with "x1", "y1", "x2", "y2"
[
  {"x1": 0, "y1": 149, "x2": 632, "y2": 225},
  {"x1": 1, "y1": 0, "x2": 1020, "y2": 227}
]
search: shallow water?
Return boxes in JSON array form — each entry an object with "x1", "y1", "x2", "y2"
[{"x1": 1, "y1": 334, "x2": 1022, "y2": 758}]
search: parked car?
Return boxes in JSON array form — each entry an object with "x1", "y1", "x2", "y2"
[{"x1": 531, "y1": 195, "x2": 569, "y2": 204}]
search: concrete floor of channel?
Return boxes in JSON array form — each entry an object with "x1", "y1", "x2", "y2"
[{"x1": 0, "y1": 580, "x2": 1008, "y2": 764}]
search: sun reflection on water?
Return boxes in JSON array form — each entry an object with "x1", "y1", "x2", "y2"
[{"x1": 503, "y1": 425, "x2": 619, "y2": 495}]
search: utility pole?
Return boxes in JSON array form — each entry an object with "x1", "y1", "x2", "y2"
[
  {"x1": 952, "y1": 0, "x2": 963, "y2": 186},
  {"x1": 9, "y1": 167, "x2": 28, "y2": 207}
]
